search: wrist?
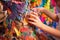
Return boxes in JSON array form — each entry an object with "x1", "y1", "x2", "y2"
[{"x1": 37, "y1": 22, "x2": 44, "y2": 28}]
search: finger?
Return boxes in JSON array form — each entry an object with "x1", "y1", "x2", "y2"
[
  {"x1": 30, "y1": 14, "x2": 38, "y2": 19},
  {"x1": 25, "y1": 14, "x2": 30, "y2": 19},
  {"x1": 32, "y1": 8, "x2": 37, "y2": 11},
  {"x1": 28, "y1": 21, "x2": 36, "y2": 26},
  {"x1": 30, "y1": 12, "x2": 38, "y2": 16},
  {"x1": 32, "y1": 8, "x2": 43, "y2": 12},
  {"x1": 26, "y1": 11, "x2": 38, "y2": 18},
  {"x1": 32, "y1": 8, "x2": 40, "y2": 12},
  {"x1": 27, "y1": 18, "x2": 37, "y2": 22},
  {"x1": 32, "y1": 8, "x2": 43, "y2": 15}
]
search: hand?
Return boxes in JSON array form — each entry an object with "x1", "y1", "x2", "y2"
[
  {"x1": 0, "y1": 10, "x2": 7, "y2": 23},
  {"x1": 32, "y1": 8, "x2": 45, "y2": 13},
  {"x1": 27, "y1": 12, "x2": 43, "y2": 28}
]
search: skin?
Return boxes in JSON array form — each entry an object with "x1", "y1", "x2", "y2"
[
  {"x1": 12, "y1": 0, "x2": 24, "y2": 4},
  {"x1": 0, "y1": 2, "x2": 7, "y2": 23},
  {"x1": 27, "y1": 1, "x2": 60, "y2": 38}
]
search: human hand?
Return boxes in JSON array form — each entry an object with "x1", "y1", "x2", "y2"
[
  {"x1": 32, "y1": 8, "x2": 45, "y2": 13},
  {"x1": 26, "y1": 11, "x2": 43, "y2": 28}
]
